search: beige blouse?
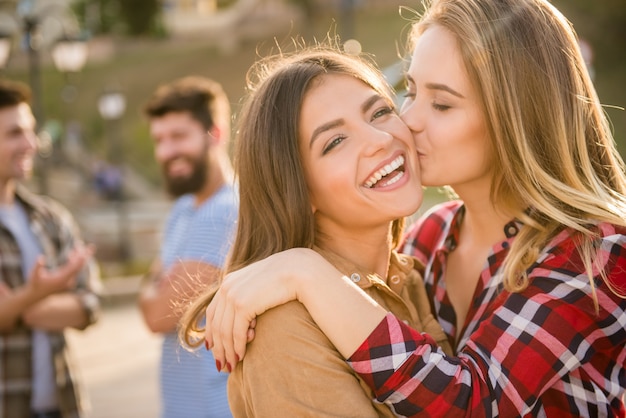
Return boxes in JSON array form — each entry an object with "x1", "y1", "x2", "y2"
[{"x1": 227, "y1": 248, "x2": 451, "y2": 417}]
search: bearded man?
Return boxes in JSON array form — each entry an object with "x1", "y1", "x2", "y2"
[{"x1": 139, "y1": 76, "x2": 238, "y2": 418}]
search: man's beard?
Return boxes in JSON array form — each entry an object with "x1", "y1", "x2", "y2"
[{"x1": 162, "y1": 155, "x2": 208, "y2": 197}]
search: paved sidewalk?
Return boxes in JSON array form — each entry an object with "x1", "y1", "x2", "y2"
[{"x1": 66, "y1": 291, "x2": 162, "y2": 418}]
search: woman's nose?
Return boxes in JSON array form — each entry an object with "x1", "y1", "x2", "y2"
[
  {"x1": 362, "y1": 126, "x2": 394, "y2": 155},
  {"x1": 399, "y1": 100, "x2": 423, "y2": 133}
]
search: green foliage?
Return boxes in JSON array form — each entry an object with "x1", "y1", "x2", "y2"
[
  {"x1": 551, "y1": 0, "x2": 626, "y2": 155},
  {"x1": 117, "y1": 0, "x2": 162, "y2": 36},
  {"x1": 217, "y1": 0, "x2": 239, "y2": 7},
  {"x1": 552, "y1": 0, "x2": 626, "y2": 67},
  {"x1": 72, "y1": 0, "x2": 122, "y2": 35},
  {"x1": 73, "y1": 0, "x2": 164, "y2": 37}
]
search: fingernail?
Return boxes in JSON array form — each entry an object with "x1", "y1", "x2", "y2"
[
  {"x1": 235, "y1": 354, "x2": 240, "y2": 363},
  {"x1": 226, "y1": 362, "x2": 232, "y2": 373},
  {"x1": 215, "y1": 360, "x2": 222, "y2": 371},
  {"x1": 204, "y1": 340, "x2": 210, "y2": 350}
]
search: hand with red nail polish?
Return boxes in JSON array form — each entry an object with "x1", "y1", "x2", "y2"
[{"x1": 203, "y1": 250, "x2": 313, "y2": 371}]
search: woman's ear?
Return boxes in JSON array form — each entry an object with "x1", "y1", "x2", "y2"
[{"x1": 207, "y1": 126, "x2": 222, "y2": 145}]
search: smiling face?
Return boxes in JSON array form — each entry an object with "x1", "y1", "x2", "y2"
[
  {"x1": 0, "y1": 102, "x2": 38, "y2": 185},
  {"x1": 299, "y1": 73, "x2": 422, "y2": 238},
  {"x1": 150, "y1": 111, "x2": 208, "y2": 197},
  {"x1": 400, "y1": 25, "x2": 493, "y2": 197}
]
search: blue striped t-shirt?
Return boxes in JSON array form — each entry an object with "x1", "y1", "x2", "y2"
[{"x1": 159, "y1": 184, "x2": 238, "y2": 418}]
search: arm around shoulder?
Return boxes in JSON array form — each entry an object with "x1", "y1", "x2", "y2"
[
  {"x1": 207, "y1": 248, "x2": 388, "y2": 368},
  {"x1": 229, "y1": 300, "x2": 390, "y2": 418}
]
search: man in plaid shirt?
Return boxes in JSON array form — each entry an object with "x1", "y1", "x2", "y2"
[{"x1": 0, "y1": 79, "x2": 101, "y2": 418}]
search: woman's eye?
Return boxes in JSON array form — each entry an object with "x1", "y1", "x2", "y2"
[
  {"x1": 372, "y1": 106, "x2": 394, "y2": 120},
  {"x1": 322, "y1": 136, "x2": 345, "y2": 155},
  {"x1": 432, "y1": 102, "x2": 451, "y2": 111}
]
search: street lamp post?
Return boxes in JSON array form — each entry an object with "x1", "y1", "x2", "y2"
[
  {"x1": 0, "y1": 0, "x2": 88, "y2": 194},
  {"x1": 98, "y1": 89, "x2": 132, "y2": 263},
  {"x1": 51, "y1": 33, "x2": 88, "y2": 167}
]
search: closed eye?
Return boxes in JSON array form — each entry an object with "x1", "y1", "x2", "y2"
[{"x1": 432, "y1": 102, "x2": 451, "y2": 111}]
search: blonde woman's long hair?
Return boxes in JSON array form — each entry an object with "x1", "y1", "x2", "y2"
[
  {"x1": 412, "y1": 0, "x2": 626, "y2": 302},
  {"x1": 179, "y1": 45, "x2": 405, "y2": 348}
]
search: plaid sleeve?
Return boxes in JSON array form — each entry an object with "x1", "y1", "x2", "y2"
[
  {"x1": 348, "y1": 314, "x2": 491, "y2": 416},
  {"x1": 48, "y1": 198, "x2": 103, "y2": 326}
]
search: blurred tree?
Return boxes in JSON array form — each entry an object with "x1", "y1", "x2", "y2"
[
  {"x1": 217, "y1": 0, "x2": 239, "y2": 6},
  {"x1": 73, "y1": 0, "x2": 163, "y2": 37},
  {"x1": 552, "y1": 0, "x2": 626, "y2": 66},
  {"x1": 285, "y1": 0, "x2": 319, "y2": 37},
  {"x1": 287, "y1": 0, "x2": 316, "y2": 17},
  {"x1": 551, "y1": 0, "x2": 626, "y2": 155},
  {"x1": 72, "y1": 0, "x2": 121, "y2": 35},
  {"x1": 118, "y1": 0, "x2": 162, "y2": 36}
]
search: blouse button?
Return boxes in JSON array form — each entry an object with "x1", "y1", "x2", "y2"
[
  {"x1": 350, "y1": 273, "x2": 361, "y2": 283},
  {"x1": 506, "y1": 224, "x2": 519, "y2": 237}
]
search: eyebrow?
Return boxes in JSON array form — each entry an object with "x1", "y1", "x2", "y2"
[
  {"x1": 8, "y1": 125, "x2": 25, "y2": 136},
  {"x1": 405, "y1": 74, "x2": 465, "y2": 99},
  {"x1": 309, "y1": 93, "x2": 383, "y2": 148},
  {"x1": 425, "y1": 82, "x2": 465, "y2": 98}
]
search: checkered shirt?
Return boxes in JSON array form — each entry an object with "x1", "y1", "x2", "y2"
[
  {"x1": 0, "y1": 186, "x2": 101, "y2": 418},
  {"x1": 348, "y1": 200, "x2": 626, "y2": 417}
]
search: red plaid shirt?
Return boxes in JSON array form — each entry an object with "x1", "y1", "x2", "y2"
[{"x1": 348, "y1": 200, "x2": 626, "y2": 417}]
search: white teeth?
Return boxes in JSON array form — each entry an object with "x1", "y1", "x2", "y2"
[{"x1": 364, "y1": 155, "x2": 405, "y2": 188}]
